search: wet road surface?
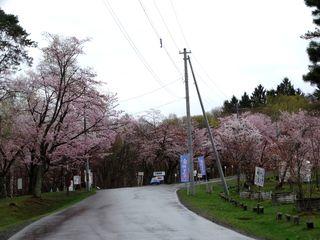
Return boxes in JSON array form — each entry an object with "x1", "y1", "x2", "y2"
[{"x1": 10, "y1": 185, "x2": 254, "y2": 240}]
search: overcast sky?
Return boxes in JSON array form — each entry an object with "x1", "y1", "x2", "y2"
[{"x1": 1, "y1": 0, "x2": 317, "y2": 117}]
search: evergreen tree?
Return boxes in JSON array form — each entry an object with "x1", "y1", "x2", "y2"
[
  {"x1": 239, "y1": 92, "x2": 251, "y2": 108},
  {"x1": 276, "y1": 78, "x2": 296, "y2": 96},
  {"x1": 223, "y1": 95, "x2": 238, "y2": 113},
  {"x1": 223, "y1": 100, "x2": 233, "y2": 113},
  {"x1": 266, "y1": 89, "x2": 276, "y2": 98},
  {"x1": 251, "y1": 84, "x2": 266, "y2": 107},
  {"x1": 0, "y1": 8, "x2": 36, "y2": 77},
  {"x1": 303, "y1": 1, "x2": 320, "y2": 90}
]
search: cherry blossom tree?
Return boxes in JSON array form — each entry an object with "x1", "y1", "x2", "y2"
[
  {"x1": 243, "y1": 113, "x2": 277, "y2": 169},
  {"x1": 0, "y1": 96, "x2": 26, "y2": 197},
  {"x1": 217, "y1": 114, "x2": 262, "y2": 191},
  {"x1": 17, "y1": 34, "x2": 117, "y2": 197},
  {"x1": 275, "y1": 111, "x2": 314, "y2": 198}
]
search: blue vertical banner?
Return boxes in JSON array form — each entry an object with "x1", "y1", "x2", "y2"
[
  {"x1": 180, "y1": 154, "x2": 189, "y2": 183},
  {"x1": 198, "y1": 156, "x2": 206, "y2": 176}
]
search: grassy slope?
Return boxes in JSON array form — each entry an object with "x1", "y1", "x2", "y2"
[
  {"x1": 177, "y1": 183, "x2": 320, "y2": 240},
  {"x1": 0, "y1": 190, "x2": 95, "y2": 239}
]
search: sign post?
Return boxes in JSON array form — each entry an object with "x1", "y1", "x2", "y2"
[
  {"x1": 254, "y1": 167, "x2": 265, "y2": 187},
  {"x1": 254, "y1": 167, "x2": 265, "y2": 202}
]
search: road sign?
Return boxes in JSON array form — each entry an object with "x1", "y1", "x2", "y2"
[
  {"x1": 254, "y1": 167, "x2": 265, "y2": 187},
  {"x1": 153, "y1": 171, "x2": 165, "y2": 176},
  {"x1": 138, "y1": 172, "x2": 144, "y2": 176}
]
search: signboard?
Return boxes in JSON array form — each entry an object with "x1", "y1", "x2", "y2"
[
  {"x1": 153, "y1": 171, "x2": 165, "y2": 176},
  {"x1": 17, "y1": 178, "x2": 22, "y2": 190},
  {"x1": 73, "y1": 176, "x2": 81, "y2": 185},
  {"x1": 155, "y1": 176, "x2": 164, "y2": 181},
  {"x1": 180, "y1": 154, "x2": 189, "y2": 183},
  {"x1": 198, "y1": 156, "x2": 206, "y2": 176},
  {"x1": 138, "y1": 172, "x2": 144, "y2": 176},
  {"x1": 254, "y1": 167, "x2": 265, "y2": 187}
]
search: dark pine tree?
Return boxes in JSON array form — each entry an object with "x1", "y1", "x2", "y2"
[
  {"x1": 239, "y1": 92, "x2": 251, "y2": 108},
  {"x1": 223, "y1": 95, "x2": 238, "y2": 113},
  {"x1": 276, "y1": 78, "x2": 296, "y2": 96},
  {"x1": 0, "y1": 8, "x2": 36, "y2": 76},
  {"x1": 267, "y1": 89, "x2": 276, "y2": 98},
  {"x1": 251, "y1": 84, "x2": 266, "y2": 108},
  {"x1": 303, "y1": 1, "x2": 320, "y2": 91}
]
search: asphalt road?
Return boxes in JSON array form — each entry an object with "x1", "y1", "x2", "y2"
[{"x1": 10, "y1": 184, "x2": 254, "y2": 240}]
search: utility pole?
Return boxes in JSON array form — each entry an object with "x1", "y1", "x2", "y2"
[
  {"x1": 180, "y1": 48, "x2": 195, "y2": 195},
  {"x1": 188, "y1": 56, "x2": 229, "y2": 196},
  {"x1": 84, "y1": 87, "x2": 91, "y2": 192}
]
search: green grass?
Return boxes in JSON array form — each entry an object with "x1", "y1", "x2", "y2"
[
  {"x1": 0, "y1": 190, "x2": 95, "y2": 237},
  {"x1": 177, "y1": 182, "x2": 320, "y2": 240}
]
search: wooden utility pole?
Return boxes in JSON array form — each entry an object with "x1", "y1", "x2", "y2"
[
  {"x1": 188, "y1": 56, "x2": 229, "y2": 196},
  {"x1": 84, "y1": 86, "x2": 91, "y2": 192},
  {"x1": 180, "y1": 48, "x2": 195, "y2": 195}
]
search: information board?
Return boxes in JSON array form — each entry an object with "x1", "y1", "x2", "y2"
[{"x1": 254, "y1": 167, "x2": 265, "y2": 187}]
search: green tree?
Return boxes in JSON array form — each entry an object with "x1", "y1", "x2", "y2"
[
  {"x1": 276, "y1": 77, "x2": 297, "y2": 96},
  {"x1": 223, "y1": 95, "x2": 238, "y2": 113},
  {"x1": 267, "y1": 89, "x2": 276, "y2": 98},
  {"x1": 303, "y1": 1, "x2": 320, "y2": 91},
  {"x1": 239, "y1": 92, "x2": 251, "y2": 108},
  {"x1": 251, "y1": 84, "x2": 266, "y2": 108},
  {"x1": 265, "y1": 95, "x2": 310, "y2": 116},
  {"x1": 0, "y1": 8, "x2": 36, "y2": 77}
]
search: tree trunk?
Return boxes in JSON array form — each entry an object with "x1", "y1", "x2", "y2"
[
  {"x1": 237, "y1": 166, "x2": 241, "y2": 193},
  {"x1": 33, "y1": 165, "x2": 43, "y2": 198},
  {"x1": 0, "y1": 174, "x2": 7, "y2": 198},
  {"x1": 9, "y1": 167, "x2": 14, "y2": 198},
  {"x1": 315, "y1": 168, "x2": 319, "y2": 189},
  {"x1": 28, "y1": 164, "x2": 36, "y2": 194}
]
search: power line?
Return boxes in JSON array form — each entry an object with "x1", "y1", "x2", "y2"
[
  {"x1": 101, "y1": 0, "x2": 179, "y2": 98},
  {"x1": 169, "y1": 0, "x2": 190, "y2": 48},
  {"x1": 192, "y1": 56, "x2": 229, "y2": 99},
  {"x1": 132, "y1": 98, "x2": 184, "y2": 115},
  {"x1": 153, "y1": 0, "x2": 180, "y2": 50},
  {"x1": 137, "y1": 0, "x2": 182, "y2": 75},
  {"x1": 119, "y1": 78, "x2": 180, "y2": 103},
  {"x1": 168, "y1": 0, "x2": 229, "y2": 100}
]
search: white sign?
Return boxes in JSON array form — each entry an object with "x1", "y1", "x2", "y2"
[
  {"x1": 155, "y1": 176, "x2": 164, "y2": 181},
  {"x1": 138, "y1": 172, "x2": 144, "y2": 176},
  {"x1": 73, "y1": 176, "x2": 81, "y2": 185},
  {"x1": 254, "y1": 167, "x2": 265, "y2": 187},
  {"x1": 153, "y1": 171, "x2": 165, "y2": 176},
  {"x1": 68, "y1": 180, "x2": 74, "y2": 191},
  {"x1": 17, "y1": 178, "x2": 22, "y2": 190}
]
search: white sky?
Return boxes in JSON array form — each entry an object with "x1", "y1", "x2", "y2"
[{"x1": 1, "y1": 0, "x2": 317, "y2": 117}]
